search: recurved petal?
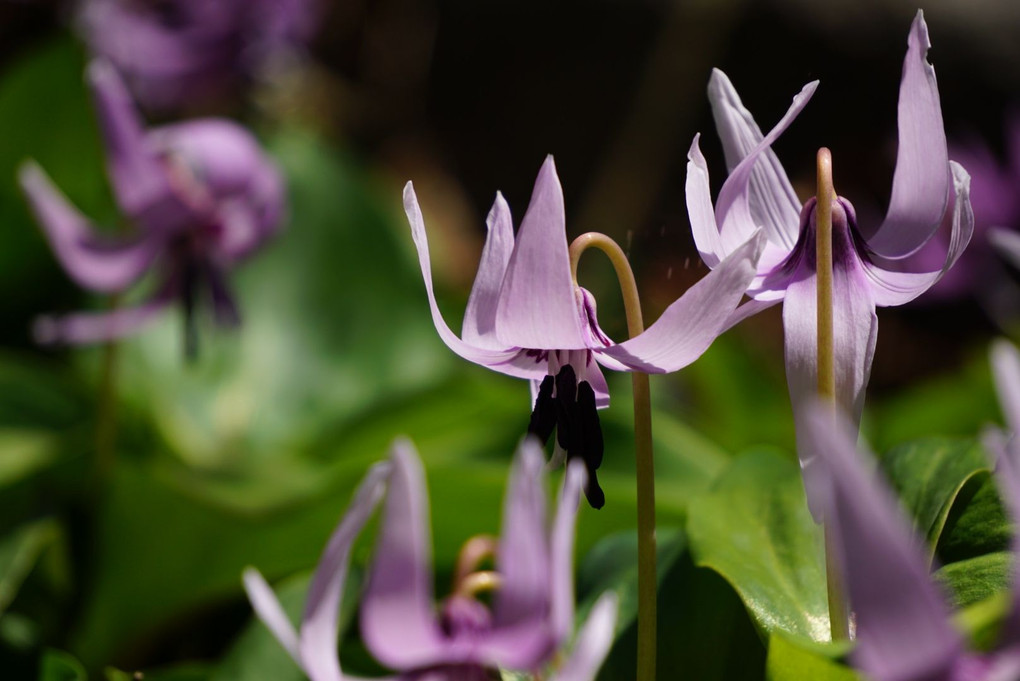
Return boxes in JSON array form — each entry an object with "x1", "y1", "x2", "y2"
[
  {"x1": 463, "y1": 192, "x2": 515, "y2": 348},
  {"x1": 495, "y1": 157, "x2": 588, "y2": 350},
  {"x1": 19, "y1": 162, "x2": 159, "y2": 292},
  {"x1": 88, "y1": 60, "x2": 176, "y2": 218},
  {"x1": 404, "y1": 182, "x2": 522, "y2": 367},
  {"x1": 866, "y1": 161, "x2": 973, "y2": 306},
  {"x1": 360, "y1": 440, "x2": 448, "y2": 670},
  {"x1": 243, "y1": 569, "x2": 302, "y2": 665},
  {"x1": 299, "y1": 460, "x2": 392, "y2": 681},
  {"x1": 598, "y1": 230, "x2": 764, "y2": 373},
  {"x1": 548, "y1": 592, "x2": 618, "y2": 681},
  {"x1": 782, "y1": 262, "x2": 877, "y2": 521},
  {"x1": 801, "y1": 401, "x2": 964, "y2": 679},
  {"x1": 866, "y1": 11, "x2": 951, "y2": 259},
  {"x1": 713, "y1": 80, "x2": 817, "y2": 262},
  {"x1": 708, "y1": 69, "x2": 802, "y2": 251},
  {"x1": 686, "y1": 134, "x2": 725, "y2": 269},
  {"x1": 33, "y1": 292, "x2": 173, "y2": 345}
]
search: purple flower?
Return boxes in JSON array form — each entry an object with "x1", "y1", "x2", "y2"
[
  {"x1": 406, "y1": 156, "x2": 765, "y2": 507},
  {"x1": 77, "y1": 0, "x2": 321, "y2": 112},
  {"x1": 689, "y1": 11, "x2": 973, "y2": 518},
  {"x1": 801, "y1": 394, "x2": 1020, "y2": 681},
  {"x1": 20, "y1": 61, "x2": 284, "y2": 351},
  {"x1": 243, "y1": 438, "x2": 619, "y2": 681}
]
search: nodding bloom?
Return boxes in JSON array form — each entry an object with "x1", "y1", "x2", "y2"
[
  {"x1": 406, "y1": 156, "x2": 764, "y2": 507},
  {"x1": 801, "y1": 391, "x2": 1020, "y2": 681},
  {"x1": 688, "y1": 11, "x2": 973, "y2": 518},
  {"x1": 244, "y1": 438, "x2": 619, "y2": 681},
  {"x1": 19, "y1": 61, "x2": 284, "y2": 353},
  {"x1": 77, "y1": 0, "x2": 321, "y2": 112}
]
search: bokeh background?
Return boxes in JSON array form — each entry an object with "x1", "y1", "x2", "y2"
[{"x1": 0, "y1": 0, "x2": 1019, "y2": 679}]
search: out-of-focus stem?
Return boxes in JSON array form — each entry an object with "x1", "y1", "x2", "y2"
[
  {"x1": 569, "y1": 232, "x2": 655, "y2": 681},
  {"x1": 816, "y1": 148, "x2": 849, "y2": 642}
]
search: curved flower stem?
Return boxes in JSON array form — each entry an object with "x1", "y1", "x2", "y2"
[
  {"x1": 816, "y1": 148, "x2": 850, "y2": 642},
  {"x1": 569, "y1": 233, "x2": 655, "y2": 681},
  {"x1": 95, "y1": 294, "x2": 121, "y2": 485}
]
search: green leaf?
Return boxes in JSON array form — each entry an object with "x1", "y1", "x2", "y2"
[
  {"x1": 686, "y1": 449, "x2": 829, "y2": 642},
  {"x1": 878, "y1": 438, "x2": 991, "y2": 561},
  {"x1": 934, "y1": 551, "x2": 1012, "y2": 609},
  {"x1": 937, "y1": 474, "x2": 1012, "y2": 564},
  {"x1": 765, "y1": 633, "x2": 859, "y2": 681},
  {"x1": 0, "y1": 518, "x2": 65, "y2": 615},
  {"x1": 39, "y1": 650, "x2": 87, "y2": 681}
]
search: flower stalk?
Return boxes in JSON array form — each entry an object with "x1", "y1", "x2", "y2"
[
  {"x1": 816, "y1": 148, "x2": 850, "y2": 642},
  {"x1": 569, "y1": 232, "x2": 656, "y2": 681}
]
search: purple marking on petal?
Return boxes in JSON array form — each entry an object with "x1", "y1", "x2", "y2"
[
  {"x1": 708, "y1": 68, "x2": 802, "y2": 252},
  {"x1": 801, "y1": 401, "x2": 964, "y2": 678},
  {"x1": 866, "y1": 11, "x2": 951, "y2": 260},
  {"x1": 495, "y1": 157, "x2": 588, "y2": 351},
  {"x1": 600, "y1": 230, "x2": 764, "y2": 373},
  {"x1": 463, "y1": 192, "x2": 515, "y2": 349}
]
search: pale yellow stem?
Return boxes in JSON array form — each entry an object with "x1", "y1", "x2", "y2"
[{"x1": 569, "y1": 233, "x2": 655, "y2": 681}]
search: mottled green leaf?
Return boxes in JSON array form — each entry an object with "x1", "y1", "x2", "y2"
[
  {"x1": 686, "y1": 449, "x2": 829, "y2": 642},
  {"x1": 935, "y1": 551, "x2": 1012, "y2": 610}
]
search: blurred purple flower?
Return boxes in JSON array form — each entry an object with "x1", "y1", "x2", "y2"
[
  {"x1": 911, "y1": 115, "x2": 1020, "y2": 308},
  {"x1": 77, "y1": 0, "x2": 321, "y2": 112},
  {"x1": 407, "y1": 155, "x2": 764, "y2": 507},
  {"x1": 801, "y1": 394, "x2": 1020, "y2": 681},
  {"x1": 244, "y1": 437, "x2": 619, "y2": 681},
  {"x1": 20, "y1": 61, "x2": 284, "y2": 351},
  {"x1": 689, "y1": 11, "x2": 973, "y2": 518}
]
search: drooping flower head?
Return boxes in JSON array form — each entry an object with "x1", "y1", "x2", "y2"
[
  {"x1": 244, "y1": 437, "x2": 619, "y2": 681},
  {"x1": 801, "y1": 385, "x2": 1020, "y2": 681},
  {"x1": 407, "y1": 156, "x2": 764, "y2": 507},
  {"x1": 689, "y1": 10, "x2": 973, "y2": 518},
  {"x1": 20, "y1": 60, "x2": 284, "y2": 353},
  {"x1": 77, "y1": 0, "x2": 322, "y2": 112}
]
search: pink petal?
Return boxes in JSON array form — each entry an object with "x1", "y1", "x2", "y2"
[
  {"x1": 495, "y1": 156, "x2": 587, "y2": 351},
  {"x1": 33, "y1": 292, "x2": 173, "y2": 345},
  {"x1": 713, "y1": 80, "x2": 817, "y2": 264},
  {"x1": 865, "y1": 161, "x2": 973, "y2": 306},
  {"x1": 19, "y1": 162, "x2": 160, "y2": 292},
  {"x1": 686, "y1": 134, "x2": 725, "y2": 269},
  {"x1": 782, "y1": 258, "x2": 877, "y2": 521},
  {"x1": 299, "y1": 460, "x2": 392, "y2": 681},
  {"x1": 404, "y1": 182, "x2": 523, "y2": 368},
  {"x1": 360, "y1": 440, "x2": 448, "y2": 670},
  {"x1": 865, "y1": 11, "x2": 951, "y2": 260},
  {"x1": 88, "y1": 60, "x2": 178, "y2": 219},
  {"x1": 242, "y1": 568, "x2": 301, "y2": 665},
  {"x1": 462, "y1": 193, "x2": 514, "y2": 349},
  {"x1": 550, "y1": 459, "x2": 586, "y2": 643},
  {"x1": 708, "y1": 69, "x2": 802, "y2": 252},
  {"x1": 549, "y1": 592, "x2": 618, "y2": 681},
  {"x1": 598, "y1": 230, "x2": 764, "y2": 373},
  {"x1": 800, "y1": 401, "x2": 963, "y2": 676}
]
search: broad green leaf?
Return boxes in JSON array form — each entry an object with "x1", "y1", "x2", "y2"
[
  {"x1": 878, "y1": 438, "x2": 991, "y2": 561},
  {"x1": 686, "y1": 449, "x2": 829, "y2": 642},
  {"x1": 955, "y1": 591, "x2": 1012, "y2": 652},
  {"x1": 39, "y1": 650, "x2": 87, "y2": 681},
  {"x1": 765, "y1": 633, "x2": 858, "y2": 681},
  {"x1": 934, "y1": 552, "x2": 1012, "y2": 609},
  {"x1": 937, "y1": 474, "x2": 1012, "y2": 564}
]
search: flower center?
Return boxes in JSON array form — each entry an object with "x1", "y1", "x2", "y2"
[{"x1": 527, "y1": 364, "x2": 605, "y2": 509}]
